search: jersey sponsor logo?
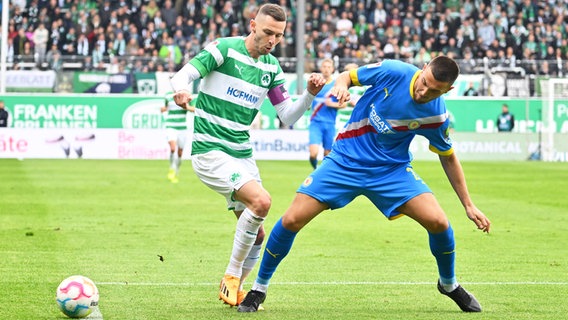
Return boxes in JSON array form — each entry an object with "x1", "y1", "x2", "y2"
[
  {"x1": 369, "y1": 104, "x2": 394, "y2": 134},
  {"x1": 226, "y1": 87, "x2": 260, "y2": 104},
  {"x1": 261, "y1": 74, "x2": 271, "y2": 86}
]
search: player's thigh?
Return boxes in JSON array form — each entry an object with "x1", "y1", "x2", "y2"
[
  {"x1": 281, "y1": 193, "x2": 329, "y2": 232},
  {"x1": 322, "y1": 123, "x2": 336, "y2": 150},
  {"x1": 398, "y1": 193, "x2": 448, "y2": 233},
  {"x1": 166, "y1": 128, "x2": 177, "y2": 143},
  {"x1": 309, "y1": 123, "x2": 324, "y2": 145},
  {"x1": 297, "y1": 156, "x2": 361, "y2": 209},
  {"x1": 176, "y1": 130, "x2": 187, "y2": 150},
  {"x1": 233, "y1": 179, "x2": 271, "y2": 216}
]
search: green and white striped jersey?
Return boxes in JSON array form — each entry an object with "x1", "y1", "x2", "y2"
[
  {"x1": 189, "y1": 36, "x2": 286, "y2": 158},
  {"x1": 163, "y1": 92, "x2": 188, "y2": 130}
]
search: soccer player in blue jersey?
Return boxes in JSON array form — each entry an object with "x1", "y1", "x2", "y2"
[
  {"x1": 308, "y1": 58, "x2": 346, "y2": 169},
  {"x1": 238, "y1": 56, "x2": 491, "y2": 313}
]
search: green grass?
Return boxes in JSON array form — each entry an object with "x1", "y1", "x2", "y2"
[{"x1": 1, "y1": 159, "x2": 567, "y2": 319}]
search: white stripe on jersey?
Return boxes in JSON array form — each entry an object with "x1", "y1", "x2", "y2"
[
  {"x1": 204, "y1": 42, "x2": 224, "y2": 67},
  {"x1": 194, "y1": 108, "x2": 250, "y2": 131},
  {"x1": 387, "y1": 114, "x2": 447, "y2": 127},
  {"x1": 338, "y1": 118, "x2": 371, "y2": 134},
  {"x1": 200, "y1": 70, "x2": 267, "y2": 109},
  {"x1": 193, "y1": 133, "x2": 252, "y2": 150},
  {"x1": 228, "y1": 48, "x2": 279, "y2": 73}
]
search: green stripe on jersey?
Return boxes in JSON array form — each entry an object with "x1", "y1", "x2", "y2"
[
  {"x1": 189, "y1": 37, "x2": 285, "y2": 158},
  {"x1": 164, "y1": 92, "x2": 188, "y2": 130}
]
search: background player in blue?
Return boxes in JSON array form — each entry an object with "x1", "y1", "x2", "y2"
[
  {"x1": 238, "y1": 56, "x2": 491, "y2": 313},
  {"x1": 308, "y1": 58, "x2": 345, "y2": 169}
]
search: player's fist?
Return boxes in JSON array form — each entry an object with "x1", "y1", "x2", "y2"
[
  {"x1": 329, "y1": 86, "x2": 351, "y2": 106},
  {"x1": 173, "y1": 90, "x2": 192, "y2": 108},
  {"x1": 306, "y1": 73, "x2": 327, "y2": 96}
]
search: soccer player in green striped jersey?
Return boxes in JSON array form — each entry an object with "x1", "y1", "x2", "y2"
[
  {"x1": 161, "y1": 92, "x2": 195, "y2": 183},
  {"x1": 169, "y1": 3, "x2": 326, "y2": 307}
]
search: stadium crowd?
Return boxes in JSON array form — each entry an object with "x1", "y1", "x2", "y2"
[{"x1": 2, "y1": 0, "x2": 568, "y2": 77}]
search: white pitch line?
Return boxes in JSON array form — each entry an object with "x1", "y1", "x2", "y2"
[{"x1": 98, "y1": 281, "x2": 568, "y2": 286}]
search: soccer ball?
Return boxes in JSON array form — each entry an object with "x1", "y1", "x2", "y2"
[{"x1": 56, "y1": 275, "x2": 99, "y2": 318}]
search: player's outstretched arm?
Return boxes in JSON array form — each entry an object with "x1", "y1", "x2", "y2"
[
  {"x1": 305, "y1": 72, "x2": 327, "y2": 96},
  {"x1": 329, "y1": 71, "x2": 352, "y2": 105},
  {"x1": 439, "y1": 153, "x2": 491, "y2": 233}
]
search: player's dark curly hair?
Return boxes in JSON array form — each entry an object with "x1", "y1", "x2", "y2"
[
  {"x1": 429, "y1": 55, "x2": 460, "y2": 84},
  {"x1": 258, "y1": 4, "x2": 287, "y2": 22}
]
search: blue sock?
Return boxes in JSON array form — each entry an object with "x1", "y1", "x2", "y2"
[
  {"x1": 428, "y1": 224, "x2": 456, "y2": 285},
  {"x1": 256, "y1": 218, "x2": 297, "y2": 285},
  {"x1": 309, "y1": 157, "x2": 318, "y2": 169}
]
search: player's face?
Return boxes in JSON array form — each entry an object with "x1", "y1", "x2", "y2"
[
  {"x1": 413, "y1": 67, "x2": 453, "y2": 104},
  {"x1": 320, "y1": 61, "x2": 334, "y2": 78},
  {"x1": 250, "y1": 14, "x2": 285, "y2": 58}
]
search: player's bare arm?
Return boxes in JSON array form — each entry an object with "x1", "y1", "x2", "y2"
[
  {"x1": 329, "y1": 71, "x2": 352, "y2": 105},
  {"x1": 439, "y1": 153, "x2": 491, "y2": 233},
  {"x1": 305, "y1": 73, "x2": 327, "y2": 96}
]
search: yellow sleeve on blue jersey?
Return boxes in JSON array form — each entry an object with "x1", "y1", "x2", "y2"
[
  {"x1": 350, "y1": 68, "x2": 361, "y2": 87},
  {"x1": 429, "y1": 145, "x2": 454, "y2": 156}
]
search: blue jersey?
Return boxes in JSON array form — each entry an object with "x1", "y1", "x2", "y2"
[
  {"x1": 310, "y1": 80, "x2": 339, "y2": 124},
  {"x1": 331, "y1": 60, "x2": 453, "y2": 165}
]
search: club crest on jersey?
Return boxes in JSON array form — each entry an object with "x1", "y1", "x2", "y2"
[
  {"x1": 408, "y1": 121, "x2": 421, "y2": 130},
  {"x1": 261, "y1": 74, "x2": 271, "y2": 86},
  {"x1": 302, "y1": 176, "x2": 313, "y2": 187},
  {"x1": 229, "y1": 172, "x2": 242, "y2": 183}
]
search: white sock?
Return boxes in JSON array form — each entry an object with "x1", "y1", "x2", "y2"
[
  {"x1": 175, "y1": 156, "x2": 182, "y2": 173},
  {"x1": 442, "y1": 282, "x2": 459, "y2": 292},
  {"x1": 225, "y1": 209, "x2": 264, "y2": 278},
  {"x1": 169, "y1": 152, "x2": 175, "y2": 169},
  {"x1": 251, "y1": 282, "x2": 269, "y2": 294},
  {"x1": 239, "y1": 244, "x2": 262, "y2": 291}
]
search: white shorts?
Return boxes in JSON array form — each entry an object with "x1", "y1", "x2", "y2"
[
  {"x1": 166, "y1": 128, "x2": 188, "y2": 149},
  {"x1": 191, "y1": 150, "x2": 261, "y2": 211}
]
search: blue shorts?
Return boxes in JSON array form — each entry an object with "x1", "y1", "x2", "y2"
[
  {"x1": 309, "y1": 121, "x2": 336, "y2": 151},
  {"x1": 297, "y1": 155, "x2": 432, "y2": 219}
]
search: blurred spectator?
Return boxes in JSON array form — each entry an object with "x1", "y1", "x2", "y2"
[
  {"x1": 113, "y1": 32, "x2": 127, "y2": 56},
  {"x1": 13, "y1": 27, "x2": 28, "y2": 56},
  {"x1": 497, "y1": 104, "x2": 515, "y2": 132},
  {"x1": 463, "y1": 82, "x2": 479, "y2": 96},
  {"x1": 48, "y1": 51, "x2": 63, "y2": 72},
  {"x1": 33, "y1": 23, "x2": 49, "y2": 64},
  {"x1": 158, "y1": 36, "x2": 182, "y2": 66},
  {"x1": 91, "y1": 42, "x2": 105, "y2": 70},
  {"x1": 0, "y1": 100, "x2": 8, "y2": 128}
]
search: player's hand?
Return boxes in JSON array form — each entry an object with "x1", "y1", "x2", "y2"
[
  {"x1": 306, "y1": 73, "x2": 327, "y2": 96},
  {"x1": 329, "y1": 86, "x2": 351, "y2": 106},
  {"x1": 173, "y1": 90, "x2": 192, "y2": 108},
  {"x1": 465, "y1": 205, "x2": 491, "y2": 233}
]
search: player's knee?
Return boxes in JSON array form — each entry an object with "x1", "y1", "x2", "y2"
[
  {"x1": 249, "y1": 194, "x2": 272, "y2": 217},
  {"x1": 255, "y1": 226, "x2": 265, "y2": 245},
  {"x1": 427, "y1": 218, "x2": 449, "y2": 233},
  {"x1": 281, "y1": 214, "x2": 306, "y2": 233}
]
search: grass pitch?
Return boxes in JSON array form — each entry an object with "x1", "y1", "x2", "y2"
[{"x1": 0, "y1": 159, "x2": 567, "y2": 319}]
